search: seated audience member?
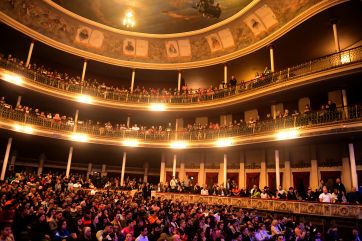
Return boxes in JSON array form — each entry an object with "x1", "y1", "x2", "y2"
[
  {"x1": 352, "y1": 228, "x2": 362, "y2": 241},
  {"x1": 231, "y1": 185, "x2": 241, "y2": 196},
  {"x1": 0, "y1": 224, "x2": 15, "y2": 241},
  {"x1": 348, "y1": 187, "x2": 361, "y2": 204},
  {"x1": 250, "y1": 185, "x2": 261, "y2": 198},
  {"x1": 276, "y1": 185, "x2": 287, "y2": 199},
  {"x1": 331, "y1": 188, "x2": 340, "y2": 203},
  {"x1": 319, "y1": 186, "x2": 332, "y2": 203},
  {"x1": 201, "y1": 185, "x2": 209, "y2": 195},
  {"x1": 287, "y1": 187, "x2": 297, "y2": 200},
  {"x1": 260, "y1": 188, "x2": 270, "y2": 199},
  {"x1": 304, "y1": 187, "x2": 316, "y2": 201}
]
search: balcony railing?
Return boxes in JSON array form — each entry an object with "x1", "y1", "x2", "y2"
[
  {"x1": 1, "y1": 105, "x2": 362, "y2": 142},
  {"x1": 1, "y1": 46, "x2": 362, "y2": 105},
  {"x1": 155, "y1": 193, "x2": 362, "y2": 219}
]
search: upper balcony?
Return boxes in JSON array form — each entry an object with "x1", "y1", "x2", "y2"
[
  {"x1": 1, "y1": 46, "x2": 362, "y2": 111},
  {"x1": 1, "y1": 104, "x2": 362, "y2": 149}
]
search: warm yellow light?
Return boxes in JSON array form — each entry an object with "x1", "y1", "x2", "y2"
[
  {"x1": 170, "y1": 141, "x2": 187, "y2": 149},
  {"x1": 340, "y1": 52, "x2": 351, "y2": 64},
  {"x1": 122, "y1": 139, "x2": 139, "y2": 147},
  {"x1": 149, "y1": 103, "x2": 166, "y2": 111},
  {"x1": 70, "y1": 133, "x2": 89, "y2": 142},
  {"x1": 2, "y1": 73, "x2": 23, "y2": 85},
  {"x1": 13, "y1": 124, "x2": 33, "y2": 134},
  {"x1": 77, "y1": 95, "x2": 93, "y2": 104},
  {"x1": 123, "y1": 10, "x2": 136, "y2": 28},
  {"x1": 275, "y1": 129, "x2": 299, "y2": 140},
  {"x1": 216, "y1": 138, "x2": 233, "y2": 147}
]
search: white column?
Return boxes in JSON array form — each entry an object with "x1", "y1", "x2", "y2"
[
  {"x1": 172, "y1": 154, "x2": 177, "y2": 178},
  {"x1": 271, "y1": 104, "x2": 277, "y2": 120},
  {"x1": 332, "y1": 22, "x2": 340, "y2": 52},
  {"x1": 199, "y1": 161, "x2": 205, "y2": 186},
  {"x1": 81, "y1": 59, "x2": 87, "y2": 82},
  {"x1": 16, "y1": 96, "x2": 22, "y2": 107},
  {"x1": 349, "y1": 143, "x2": 358, "y2": 189},
  {"x1": 87, "y1": 163, "x2": 92, "y2": 178},
  {"x1": 25, "y1": 41, "x2": 35, "y2": 68},
  {"x1": 275, "y1": 150, "x2": 280, "y2": 188},
  {"x1": 37, "y1": 153, "x2": 45, "y2": 176},
  {"x1": 239, "y1": 151, "x2": 245, "y2": 188},
  {"x1": 1, "y1": 138, "x2": 13, "y2": 181},
  {"x1": 177, "y1": 71, "x2": 182, "y2": 92},
  {"x1": 73, "y1": 109, "x2": 79, "y2": 132},
  {"x1": 143, "y1": 162, "x2": 149, "y2": 183},
  {"x1": 121, "y1": 152, "x2": 127, "y2": 186},
  {"x1": 269, "y1": 45, "x2": 275, "y2": 72},
  {"x1": 126, "y1": 116, "x2": 131, "y2": 128},
  {"x1": 65, "y1": 146, "x2": 73, "y2": 178},
  {"x1": 224, "y1": 64, "x2": 228, "y2": 85},
  {"x1": 160, "y1": 153, "x2": 166, "y2": 183},
  {"x1": 260, "y1": 152, "x2": 267, "y2": 188},
  {"x1": 130, "y1": 69, "x2": 136, "y2": 93},
  {"x1": 223, "y1": 154, "x2": 227, "y2": 188},
  {"x1": 342, "y1": 89, "x2": 348, "y2": 119},
  {"x1": 284, "y1": 160, "x2": 291, "y2": 188},
  {"x1": 101, "y1": 164, "x2": 107, "y2": 177}
]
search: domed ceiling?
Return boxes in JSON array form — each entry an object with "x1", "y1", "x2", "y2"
[{"x1": 52, "y1": 0, "x2": 252, "y2": 34}]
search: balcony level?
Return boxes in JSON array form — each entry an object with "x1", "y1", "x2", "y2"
[
  {"x1": 1, "y1": 47, "x2": 362, "y2": 111},
  {"x1": 1, "y1": 104, "x2": 362, "y2": 148}
]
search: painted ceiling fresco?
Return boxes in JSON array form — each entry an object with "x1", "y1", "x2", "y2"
[{"x1": 52, "y1": 0, "x2": 252, "y2": 34}]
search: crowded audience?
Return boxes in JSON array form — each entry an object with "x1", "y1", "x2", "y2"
[{"x1": 0, "y1": 171, "x2": 360, "y2": 241}]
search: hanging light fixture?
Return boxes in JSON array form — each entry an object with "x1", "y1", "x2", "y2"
[{"x1": 123, "y1": 10, "x2": 136, "y2": 28}]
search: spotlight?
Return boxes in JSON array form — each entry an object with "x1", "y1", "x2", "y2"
[
  {"x1": 149, "y1": 103, "x2": 166, "y2": 111},
  {"x1": 13, "y1": 124, "x2": 33, "y2": 134},
  {"x1": 122, "y1": 139, "x2": 139, "y2": 147},
  {"x1": 216, "y1": 138, "x2": 233, "y2": 147},
  {"x1": 340, "y1": 52, "x2": 351, "y2": 64},
  {"x1": 170, "y1": 141, "x2": 187, "y2": 149},
  {"x1": 76, "y1": 95, "x2": 93, "y2": 104},
  {"x1": 70, "y1": 133, "x2": 89, "y2": 142},
  {"x1": 275, "y1": 129, "x2": 299, "y2": 140},
  {"x1": 2, "y1": 73, "x2": 23, "y2": 85}
]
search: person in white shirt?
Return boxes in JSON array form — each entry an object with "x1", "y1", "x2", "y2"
[
  {"x1": 170, "y1": 177, "x2": 177, "y2": 191},
  {"x1": 135, "y1": 227, "x2": 149, "y2": 241},
  {"x1": 255, "y1": 224, "x2": 272, "y2": 241},
  {"x1": 319, "y1": 186, "x2": 332, "y2": 203},
  {"x1": 260, "y1": 189, "x2": 270, "y2": 199},
  {"x1": 201, "y1": 185, "x2": 209, "y2": 196}
]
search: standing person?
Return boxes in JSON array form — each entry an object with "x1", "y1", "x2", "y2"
[
  {"x1": 229, "y1": 76, "x2": 237, "y2": 87},
  {"x1": 319, "y1": 186, "x2": 332, "y2": 203},
  {"x1": 136, "y1": 226, "x2": 149, "y2": 241},
  {"x1": 333, "y1": 178, "x2": 346, "y2": 195},
  {"x1": 170, "y1": 176, "x2": 177, "y2": 192}
]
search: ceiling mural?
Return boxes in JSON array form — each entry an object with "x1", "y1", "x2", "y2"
[
  {"x1": 0, "y1": 0, "x2": 337, "y2": 69},
  {"x1": 52, "y1": 0, "x2": 252, "y2": 34}
]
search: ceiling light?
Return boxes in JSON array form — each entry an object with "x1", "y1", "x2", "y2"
[
  {"x1": 170, "y1": 141, "x2": 187, "y2": 149},
  {"x1": 76, "y1": 95, "x2": 93, "y2": 104},
  {"x1": 70, "y1": 133, "x2": 89, "y2": 142},
  {"x1": 2, "y1": 73, "x2": 23, "y2": 85},
  {"x1": 149, "y1": 103, "x2": 166, "y2": 111},
  {"x1": 275, "y1": 129, "x2": 299, "y2": 140},
  {"x1": 13, "y1": 124, "x2": 33, "y2": 134},
  {"x1": 216, "y1": 138, "x2": 233, "y2": 147},
  {"x1": 340, "y1": 52, "x2": 351, "y2": 64},
  {"x1": 123, "y1": 10, "x2": 136, "y2": 28},
  {"x1": 122, "y1": 139, "x2": 139, "y2": 147}
]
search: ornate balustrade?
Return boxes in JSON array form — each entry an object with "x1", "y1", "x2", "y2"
[
  {"x1": 155, "y1": 192, "x2": 362, "y2": 219},
  {"x1": 1, "y1": 105, "x2": 362, "y2": 144},
  {"x1": 1, "y1": 46, "x2": 362, "y2": 107}
]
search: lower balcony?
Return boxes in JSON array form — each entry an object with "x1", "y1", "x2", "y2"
[
  {"x1": 154, "y1": 192, "x2": 362, "y2": 219},
  {"x1": 0, "y1": 105, "x2": 362, "y2": 148}
]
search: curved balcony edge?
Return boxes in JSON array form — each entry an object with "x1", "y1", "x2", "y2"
[
  {"x1": 1, "y1": 61, "x2": 362, "y2": 112},
  {"x1": 154, "y1": 193, "x2": 362, "y2": 219},
  {"x1": 1, "y1": 110, "x2": 362, "y2": 148}
]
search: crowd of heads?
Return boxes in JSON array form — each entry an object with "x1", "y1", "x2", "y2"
[
  {"x1": 1, "y1": 171, "x2": 361, "y2": 241},
  {"x1": 159, "y1": 176, "x2": 362, "y2": 205}
]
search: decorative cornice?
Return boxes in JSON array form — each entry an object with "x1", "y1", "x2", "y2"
[{"x1": 0, "y1": 0, "x2": 347, "y2": 70}]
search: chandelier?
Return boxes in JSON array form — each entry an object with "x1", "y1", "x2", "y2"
[{"x1": 123, "y1": 10, "x2": 135, "y2": 28}]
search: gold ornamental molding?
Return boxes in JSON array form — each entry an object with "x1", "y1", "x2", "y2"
[{"x1": 0, "y1": 0, "x2": 347, "y2": 70}]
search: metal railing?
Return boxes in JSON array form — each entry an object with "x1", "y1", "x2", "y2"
[
  {"x1": 1, "y1": 46, "x2": 362, "y2": 105},
  {"x1": 1, "y1": 105, "x2": 362, "y2": 142}
]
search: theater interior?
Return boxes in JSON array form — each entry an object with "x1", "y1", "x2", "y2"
[{"x1": 0, "y1": 0, "x2": 362, "y2": 240}]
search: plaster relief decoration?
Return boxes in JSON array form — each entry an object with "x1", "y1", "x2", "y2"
[
  {"x1": 166, "y1": 41, "x2": 179, "y2": 58},
  {"x1": 217, "y1": 28, "x2": 235, "y2": 49},
  {"x1": 123, "y1": 39, "x2": 149, "y2": 57},
  {"x1": 75, "y1": 26, "x2": 104, "y2": 48},
  {"x1": 243, "y1": 4, "x2": 278, "y2": 36},
  {"x1": 206, "y1": 33, "x2": 223, "y2": 52}
]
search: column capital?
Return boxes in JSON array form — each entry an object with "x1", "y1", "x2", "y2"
[{"x1": 268, "y1": 44, "x2": 274, "y2": 50}]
